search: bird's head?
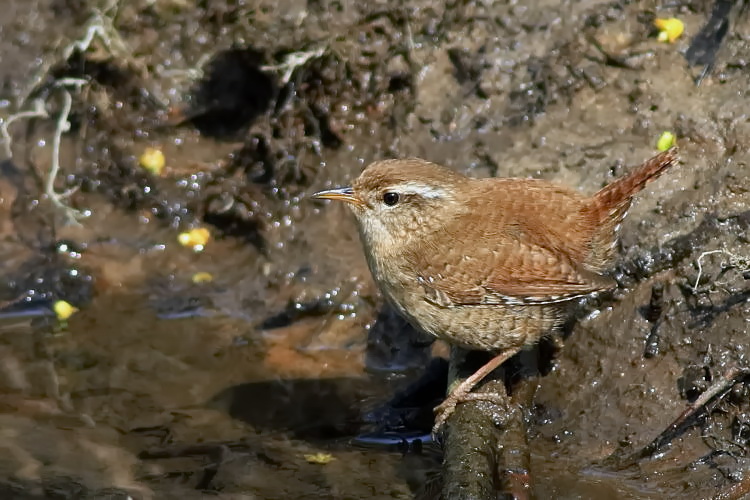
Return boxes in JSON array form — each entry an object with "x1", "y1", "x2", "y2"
[{"x1": 313, "y1": 159, "x2": 468, "y2": 249}]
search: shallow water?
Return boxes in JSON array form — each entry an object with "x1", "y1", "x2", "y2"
[{"x1": 1, "y1": 1, "x2": 749, "y2": 498}]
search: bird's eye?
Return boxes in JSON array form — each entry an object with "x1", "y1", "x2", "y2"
[{"x1": 382, "y1": 192, "x2": 400, "y2": 206}]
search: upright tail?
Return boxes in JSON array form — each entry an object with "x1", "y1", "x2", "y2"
[
  {"x1": 591, "y1": 148, "x2": 679, "y2": 216},
  {"x1": 582, "y1": 147, "x2": 679, "y2": 270}
]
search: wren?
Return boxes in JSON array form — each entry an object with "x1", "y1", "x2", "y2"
[{"x1": 313, "y1": 148, "x2": 679, "y2": 431}]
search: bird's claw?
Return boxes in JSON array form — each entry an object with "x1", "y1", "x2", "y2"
[{"x1": 432, "y1": 390, "x2": 508, "y2": 435}]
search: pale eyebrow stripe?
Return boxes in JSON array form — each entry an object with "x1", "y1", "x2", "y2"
[{"x1": 390, "y1": 182, "x2": 445, "y2": 199}]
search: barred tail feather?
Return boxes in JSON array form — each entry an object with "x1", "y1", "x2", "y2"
[
  {"x1": 592, "y1": 148, "x2": 679, "y2": 217},
  {"x1": 583, "y1": 148, "x2": 679, "y2": 269}
]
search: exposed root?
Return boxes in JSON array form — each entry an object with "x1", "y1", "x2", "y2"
[
  {"x1": 439, "y1": 347, "x2": 535, "y2": 499},
  {"x1": 611, "y1": 364, "x2": 750, "y2": 468}
]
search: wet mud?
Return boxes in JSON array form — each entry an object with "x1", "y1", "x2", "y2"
[{"x1": 0, "y1": 1, "x2": 749, "y2": 498}]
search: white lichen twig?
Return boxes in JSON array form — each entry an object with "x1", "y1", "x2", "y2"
[
  {"x1": 37, "y1": 2, "x2": 126, "y2": 224},
  {"x1": 261, "y1": 47, "x2": 326, "y2": 86},
  {"x1": 18, "y1": 0, "x2": 128, "y2": 107},
  {"x1": 14, "y1": 3, "x2": 128, "y2": 223},
  {"x1": 45, "y1": 79, "x2": 90, "y2": 225},
  {"x1": 0, "y1": 78, "x2": 88, "y2": 225},
  {"x1": 0, "y1": 99, "x2": 48, "y2": 159},
  {"x1": 62, "y1": 1, "x2": 129, "y2": 62},
  {"x1": 160, "y1": 52, "x2": 213, "y2": 82},
  {"x1": 693, "y1": 249, "x2": 750, "y2": 291}
]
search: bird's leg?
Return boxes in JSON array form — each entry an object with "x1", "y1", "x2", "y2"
[{"x1": 433, "y1": 348, "x2": 519, "y2": 433}]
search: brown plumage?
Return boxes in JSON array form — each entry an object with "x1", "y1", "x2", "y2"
[{"x1": 314, "y1": 148, "x2": 679, "y2": 431}]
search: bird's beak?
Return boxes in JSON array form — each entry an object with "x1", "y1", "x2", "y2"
[{"x1": 312, "y1": 187, "x2": 365, "y2": 208}]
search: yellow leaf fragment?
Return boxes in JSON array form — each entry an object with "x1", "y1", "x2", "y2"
[
  {"x1": 656, "y1": 131, "x2": 676, "y2": 151},
  {"x1": 654, "y1": 18, "x2": 684, "y2": 43},
  {"x1": 139, "y1": 147, "x2": 166, "y2": 175},
  {"x1": 304, "y1": 453, "x2": 335, "y2": 464},
  {"x1": 178, "y1": 228, "x2": 211, "y2": 252},
  {"x1": 53, "y1": 300, "x2": 78, "y2": 321},
  {"x1": 192, "y1": 272, "x2": 214, "y2": 284}
]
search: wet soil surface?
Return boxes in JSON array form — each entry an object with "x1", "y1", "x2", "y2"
[{"x1": 0, "y1": 1, "x2": 749, "y2": 498}]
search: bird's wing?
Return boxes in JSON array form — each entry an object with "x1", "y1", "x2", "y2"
[
  {"x1": 407, "y1": 240, "x2": 614, "y2": 307},
  {"x1": 404, "y1": 181, "x2": 615, "y2": 307}
]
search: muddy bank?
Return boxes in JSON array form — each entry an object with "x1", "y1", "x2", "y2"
[{"x1": 0, "y1": 0, "x2": 748, "y2": 498}]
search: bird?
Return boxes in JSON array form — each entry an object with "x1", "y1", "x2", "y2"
[{"x1": 313, "y1": 148, "x2": 679, "y2": 432}]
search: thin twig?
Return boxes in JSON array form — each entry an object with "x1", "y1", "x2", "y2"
[
  {"x1": 46, "y1": 90, "x2": 72, "y2": 203},
  {"x1": 18, "y1": 1, "x2": 126, "y2": 107},
  {"x1": 61, "y1": 2, "x2": 129, "y2": 62},
  {"x1": 261, "y1": 47, "x2": 326, "y2": 85},
  {"x1": 46, "y1": 79, "x2": 90, "y2": 224},
  {"x1": 613, "y1": 364, "x2": 750, "y2": 467},
  {"x1": 160, "y1": 52, "x2": 213, "y2": 82},
  {"x1": 0, "y1": 99, "x2": 48, "y2": 159}
]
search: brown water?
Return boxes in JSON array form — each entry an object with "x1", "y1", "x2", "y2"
[{"x1": 0, "y1": 1, "x2": 749, "y2": 498}]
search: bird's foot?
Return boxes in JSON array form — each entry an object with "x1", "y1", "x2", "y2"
[
  {"x1": 432, "y1": 388, "x2": 508, "y2": 434},
  {"x1": 431, "y1": 349, "x2": 518, "y2": 435}
]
